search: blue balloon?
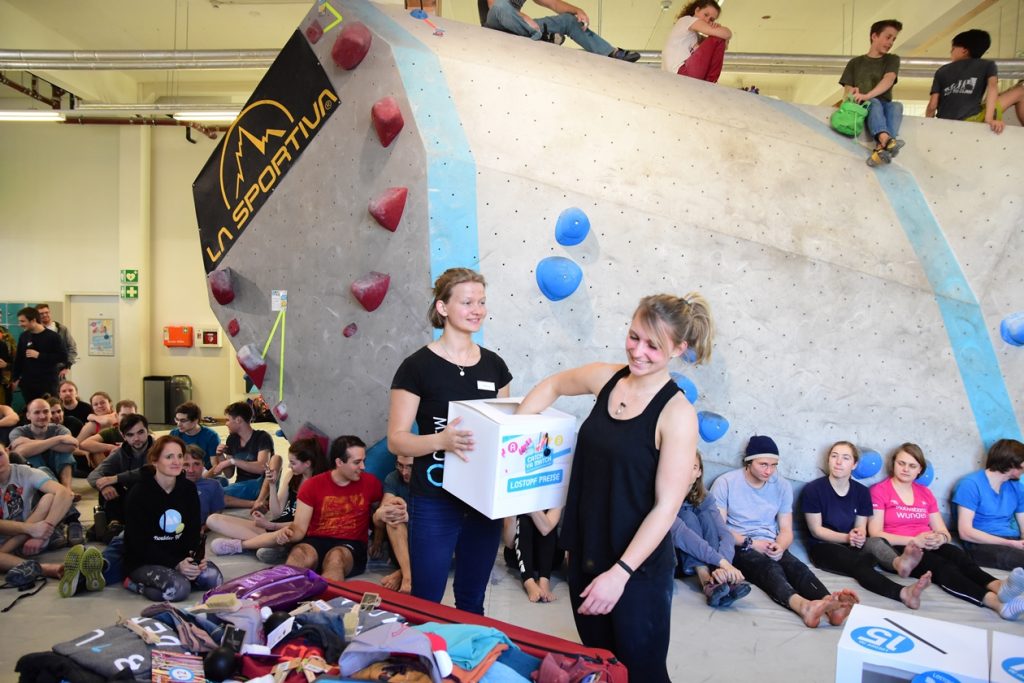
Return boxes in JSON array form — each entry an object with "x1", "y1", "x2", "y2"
[
  {"x1": 555, "y1": 207, "x2": 590, "y2": 246},
  {"x1": 669, "y1": 372, "x2": 698, "y2": 404},
  {"x1": 410, "y1": 9, "x2": 428, "y2": 18},
  {"x1": 853, "y1": 450, "x2": 882, "y2": 479},
  {"x1": 536, "y1": 256, "x2": 583, "y2": 302},
  {"x1": 1001, "y1": 312, "x2": 1024, "y2": 346},
  {"x1": 697, "y1": 411, "x2": 729, "y2": 442},
  {"x1": 917, "y1": 460, "x2": 936, "y2": 487}
]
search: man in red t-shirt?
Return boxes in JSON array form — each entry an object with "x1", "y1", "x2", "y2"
[{"x1": 277, "y1": 435, "x2": 383, "y2": 580}]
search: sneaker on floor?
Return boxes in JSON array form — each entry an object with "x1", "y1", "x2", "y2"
[
  {"x1": 67, "y1": 521, "x2": 85, "y2": 547},
  {"x1": 866, "y1": 148, "x2": 891, "y2": 167},
  {"x1": 998, "y1": 566, "x2": 1024, "y2": 602},
  {"x1": 256, "y1": 546, "x2": 289, "y2": 564},
  {"x1": 6, "y1": 560, "x2": 43, "y2": 588},
  {"x1": 59, "y1": 545, "x2": 85, "y2": 598},
  {"x1": 718, "y1": 581, "x2": 752, "y2": 608},
  {"x1": 48, "y1": 523, "x2": 68, "y2": 551},
  {"x1": 609, "y1": 48, "x2": 641, "y2": 63},
  {"x1": 703, "y1": 581, "x2": 730, "y2": 607},
  {"x1": 211, "y1": 538, "x2": 244, "y2": 556},
  {"x1": 80, "y1": 547, "x2": 105, "y2": 591},
  {"x1": 541, "y1": 30, "x2": 565, "y2": 45},
  {"x1": 100, "y1": 521, "x2": 124, "y2": 545},
  {"x1": 884, "y1": 138, "x2": 905, "y2": 158}
]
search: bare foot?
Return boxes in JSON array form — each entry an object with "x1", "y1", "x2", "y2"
[
  {"x1": 899, "y1": 571, "x2": 932, "y2": 609},
  {"x1": 381, "y1": 570, "x2": 403, "y2": 591},
  {"x1": 399, "y1": 575, "x2": 412, "y2": 594},
  {"x1": 800, "y1": 594, "x2": 834, "y2": 628},
  {"x1": 22, "y1": 538, "x2": 46, "y2": 556},
  {"x1": 539, "y1": 577, "x2": 557, "y2": 603},
  {"x1": 826, "y1": 589, "x2": 859, "y2": 626},
  {"x1": 895, "y1": 543, "x2": 922, "y2": 578},
  {"x1": 523, "y1": 578, "x2": 543, "y2": 603}
]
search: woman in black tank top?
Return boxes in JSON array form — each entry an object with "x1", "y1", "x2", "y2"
[{"x1": 517, "y1": 293, "x2": 715, "y2": 683}]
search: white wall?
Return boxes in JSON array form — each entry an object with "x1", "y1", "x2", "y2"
[{"x1": 0, "y1": 122, "x2": 242, "y2": 416}]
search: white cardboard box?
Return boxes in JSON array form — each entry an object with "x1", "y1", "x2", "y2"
[
  {"x1": 991, "y1": 630, "x2": 1024, "y2": 683},
  {"x1": 442, "y1": 398, "x2": 576, "y2": 519},
  {"x1": 835, "y1": 604, "x2": 988, "y2": 683}
]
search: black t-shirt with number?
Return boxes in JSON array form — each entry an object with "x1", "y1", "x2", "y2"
[{"x1": 390, "y1": 345, "x2": 512, "y2": 498}]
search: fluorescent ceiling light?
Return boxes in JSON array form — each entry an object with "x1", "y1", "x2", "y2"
[
  {"x1": 0, "y1": 110, "x2": 65, "y2": 121},
  {"x1": 172, "y1": 110, "x2": 239, "y2": 122}
]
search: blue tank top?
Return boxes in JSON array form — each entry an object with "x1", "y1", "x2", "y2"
[{"x1": 561, "y1": 367, "x2": 680, "y2": 575}]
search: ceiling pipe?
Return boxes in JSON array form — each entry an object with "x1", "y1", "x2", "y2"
[
  {"x1": 59, "y1": 115, "x2": 227, "y2": 139},
  {"x1": 2, "y1": 48, "x2": 1022, "y2": 78}
]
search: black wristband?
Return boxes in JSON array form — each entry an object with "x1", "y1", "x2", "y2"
[{"x1": 616, "y1": 559, "x2": 634, "y2": 576}]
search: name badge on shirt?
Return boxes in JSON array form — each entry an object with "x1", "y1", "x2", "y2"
[{"x1": 477, "y1": 380, "x2": 495, "y2": 391}]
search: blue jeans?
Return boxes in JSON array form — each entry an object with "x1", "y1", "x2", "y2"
[
  {"x1": 866, "y1": 98, "x2": 903, "y2": 142},
  {"x1": 485, "y1": 0, "x2": 613, "y2": 56},
  {"x1": 408, "y1": 493, "x2": 502, "y2": 615}
]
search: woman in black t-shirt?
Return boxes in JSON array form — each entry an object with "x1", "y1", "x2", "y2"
[
  {"x1": 517, "y1": 294, "x2": 713, "y2": 683},
  {"x1": 388, "y1": 268, "x2": 512, "y2": 615}
]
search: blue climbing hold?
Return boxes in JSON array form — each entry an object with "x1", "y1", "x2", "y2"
[
  {"x1": 410, "y1": 9, "x2": 428, "y2": 18},
  {"x1": 1000, "y1": 312, "x2": 1024, "y2": 346},
  {"x1": 669, "y1": 372, "x2": 698, "y2": 404},
  {"x1": 276, "y1": 429, "x2": 285, "y2": 437},
  {"x1": 536, "y1": 256, "x2": 582, "y2": 301},
  {"x1": 555, "y1": 207, "x2": 590, "y2": 246},
  {"x1": 682, "y1": 347, "x2": 697, "y2": 364},
  {"x1": 697, "y1": 411, "x2": 728, "y2": 442},
  {"x1": 917, "y1": 460, "x2": 936, "y2": 487},
  {"x1": 853, "y1": 450, "x2": 882, "y2": 479}
]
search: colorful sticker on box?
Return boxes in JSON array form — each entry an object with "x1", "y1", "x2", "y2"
[
  {"x1": 1003, "y1": 657, "x2": 1024, "y2": 681},
  {"x1": 849, "y1": 626, "x2": 914, "y2": 654}
]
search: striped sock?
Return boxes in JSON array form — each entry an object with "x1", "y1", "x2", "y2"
[
  {"x1": 998, "y1": 567, "x2": 1024, "y2": 603},
  {"x1": 1000, "y1": 594, "x2": 1024, "y2": 621}
]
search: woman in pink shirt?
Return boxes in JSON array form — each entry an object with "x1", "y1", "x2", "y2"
[{"x1": 867, "y1": 443, "x2": 1024, "y2": 620}]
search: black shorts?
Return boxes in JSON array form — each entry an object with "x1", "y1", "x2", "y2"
[{"x1": 301, "y1": 536, "x2": 367, "y2": 577}]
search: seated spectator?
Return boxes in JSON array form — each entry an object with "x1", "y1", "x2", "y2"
[
  {"x1": 207, "y1": 438, "x2": 327, "y2": 559},
  {"x1": 952, "y1": 438, "x2": 1024, "y2": 571},
  {"x1": 711, "y1": 435, "x2": 858, "y2": 628},
  {"x1": 47, "y1": 396, "x2": 83, "y2": 438},
  {"x1": 372, "y1": 454, "x2": 414, "y2": 593},
  {"x1": 803, "y1": 440, "x2": 931, "y2": 608},
  {"x1": 661, "y1": 1, "x2": 732, "y2": 84},
  {"x1": 926, "y1": 29, "x2": 1024, "y2": 134},
  {"x1": 0, "y1": 442, "x2": 73, "y2": 580},
  {"x1": 485, "y1": 0, "x2": 640, "y2": 62},
  {"x1": 671, "y1": 450, "x2": 749, "y2": 607},
  {"x1": 0, "y1": 403, "x2": 18, "y2": 446},
  {"x1": 75, "y1": 391, "x2": 118, "y2": 443},
  {"x1": 58, "y1": 380, "x2": 92, "y2": 424},
  {"x1": 276, "y1": 435, "x2": 383, "y2": 582},
  {"x1": 80, "y1": 399, "x2": 137, "y2": 468},
  {"x1": 503, "y1": 508, "x2": 562, "y2": 603},
  {"x1": 87, "y1": 413, "x2": 154, "y2": 541},
  {"x1": 840, "y1": 19, "x2": 905, "y2": 167},
  {"x1": 207, "y1": 401, "x2": 273, "y2": 507},
  {"x1": 184, "y1": 446, "x2": 225, "y2": 526},
  {"x1": 121, "y1": 435, "x2": 222, "y2": 602},
  {"x1": 9, "y1": 398, "x2": 77, "y2": 497},
  {"x1": 868, "y1": 442, "x2": 1024, "y2": 620},
  {"x1": 170, "y1": 401, "x2": 221, "y2": 469}
]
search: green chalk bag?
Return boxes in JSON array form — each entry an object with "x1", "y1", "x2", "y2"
[{"x1": 830, "y1": 97, "x2": 870, "y2": 137}]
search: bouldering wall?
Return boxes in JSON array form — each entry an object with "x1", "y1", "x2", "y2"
[{"x1": 193, "y1": 0, "x2": 1023, "y2": 507}]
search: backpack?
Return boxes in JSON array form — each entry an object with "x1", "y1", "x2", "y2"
[
  {"x1": 830, "y1": 97, "x2": 870, "y2": 137},
  {"x1": 203, "y1": 565, "x2": 327, "y2": 611}
]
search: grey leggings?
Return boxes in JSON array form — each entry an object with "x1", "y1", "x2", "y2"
[{"x1": 128, "y1": 562, "x2": 223, "y2": 602}]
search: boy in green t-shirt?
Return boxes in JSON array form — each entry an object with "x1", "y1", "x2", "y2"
[{"x1": 840, "y1": 19, "x2": 904, "y2": 167}]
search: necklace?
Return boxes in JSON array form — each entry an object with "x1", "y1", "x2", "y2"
[
  {"x1": 614, "y1": 402, "x2": 627, "y2": 416},
  {"x1": 438, "y1": 340, "x2": 467, "y2": 377}
]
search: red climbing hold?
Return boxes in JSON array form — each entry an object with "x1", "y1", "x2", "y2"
[
  {"x1": 351, "y1": 272, "x2": 391, "y2": 312},
  {"x1": 227, "y1": 319, "x2": 240, "y2": 337},
  {"x1": 305, "y1": 20, "x2": 324, "y2": 45},
  {"x1": 273, "y1": 402, "x2": 288, "y2": 422},
  {"x1": 332, "y1": 21, "x2": 371, "y2": 70},
  {"x1": 371, "y1": 97, "x2": 404, "y2": 148},
  {"x1": 237, "y1": 344, "x2": 267, "y2": 388},
  {"x1": 208, "y1": 268, "x2": 235, "y2": 305},
  {"x1": 343, "y1": 323, "x2": 358, "y2": 338},
  {"x1": 368, "y1": 187, "x2": 408, "y2": 232},
  {"x1": 295, "y1": 422, "x2": 330, "y2": 457}
]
